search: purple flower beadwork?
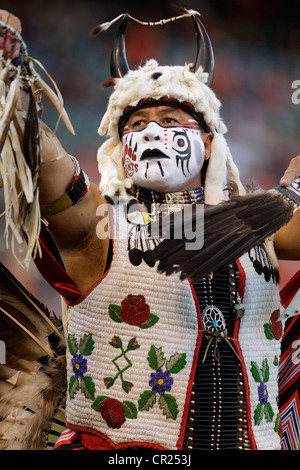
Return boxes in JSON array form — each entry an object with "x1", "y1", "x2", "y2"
[
  {"x1": 149, "y1": 368, "x2": 174, "y2": 395},
  {"x1": 72, "y1": 354, "x2": 88, "y2": 378},
  {"x1": 257, "y1": 380, "x2": 268, "y2": 405}
]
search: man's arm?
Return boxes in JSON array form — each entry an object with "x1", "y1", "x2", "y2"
[{"x1": 38, "y1": 126, "x2": 111, "y2": 292}]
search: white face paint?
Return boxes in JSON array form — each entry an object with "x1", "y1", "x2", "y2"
[{"x1": 121, "y1": 121, "x2": 205, "y2": 192}]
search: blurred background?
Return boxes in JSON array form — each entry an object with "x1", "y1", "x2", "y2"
[{"x1": 0, "y1": 0, "x2": 299, "y2": 316}]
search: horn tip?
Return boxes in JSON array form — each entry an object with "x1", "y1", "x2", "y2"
[{"x1": 89, "y1": 25, "x2": 103, "y2": 37}]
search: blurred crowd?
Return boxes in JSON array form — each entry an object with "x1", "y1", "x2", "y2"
[{"x1": 0, "y1": 0, "x2": 299, "y2": 316}]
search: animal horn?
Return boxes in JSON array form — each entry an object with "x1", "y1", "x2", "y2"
[
  {"x1": 191, "y1": 15, "x2": 215, "y2": 87},
  {"x1": 110, "y1": 14, "x2": 130, "y2": 78}
]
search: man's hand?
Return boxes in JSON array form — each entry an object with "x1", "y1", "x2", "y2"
[
  {"x1": 0, "y1": 9, "x2": 21, "y2": 33},
  {"x1": 280, "y1": 155, "x2": 300, "y2": 187}
]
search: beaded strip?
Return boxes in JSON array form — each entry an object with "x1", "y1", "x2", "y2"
[{"x1": 275, "y1": 177, "x2": 300, "y2": 206}]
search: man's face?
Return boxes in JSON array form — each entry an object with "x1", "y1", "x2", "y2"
[{"x1": 121, "y1": 104, "x2": 210, "y2": 192}]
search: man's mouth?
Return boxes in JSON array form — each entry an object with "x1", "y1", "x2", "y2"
[{"x1": 140, "y1": 149, "x2": 170, "y2": 161}]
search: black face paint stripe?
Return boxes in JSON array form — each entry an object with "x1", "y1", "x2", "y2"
[
  {"x1": 157, "y1": 160, "x2": 164, "y2": 177},
  {"x1": 145, "y1": 162, "x2": 149, "y2": 179},
  {"x1": 172, "y1": 129, "x2": 192, "y2": 176}
]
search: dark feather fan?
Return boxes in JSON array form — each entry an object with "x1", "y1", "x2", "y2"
[
  {"x1": 151, "y1": 189, "x2": 296, "y2": 283},
  {"x1": 0, "y1": 262, "x2": 66, "y2": 450}
]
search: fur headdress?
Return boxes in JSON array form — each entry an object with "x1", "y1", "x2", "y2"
[{"x1": 94, "y1": 9, "x2": 245, "y2": 204}]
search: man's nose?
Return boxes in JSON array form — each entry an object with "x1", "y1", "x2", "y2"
[{"x1": 142, "y1": 122, "x2": 163, "y2": 143}]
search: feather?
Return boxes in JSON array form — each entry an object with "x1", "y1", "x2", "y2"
[
  {"x1": 0, "y1": 262, "x2": 66, "y2": 449},
  {"x1": 0, "y1": 262, "x2": 63, "y2": 340},
  {"x1": 0, "y1": 26, "x2": 74, "y2": 269},
  {"x1": 9, "y1": 117, "x2": 34, "y2": 204},
  {"x1": 151, "y1": 189, "x2": 296, "y2": 282}
]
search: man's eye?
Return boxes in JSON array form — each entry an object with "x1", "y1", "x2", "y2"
[{"x1": 163, "y1": 117, "x2": 178, "y2": 125}]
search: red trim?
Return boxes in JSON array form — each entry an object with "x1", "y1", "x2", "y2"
[
  {"x1": 236, "y1": 259, "x2": 245, "y2": 301},
  {"x1": 53, "y1": 429, "x2": 80, "y2": 449},
  {"x1": 176, "y1": 280, "x2": 203, "y2": 449},
  {"x1": 234, "y1": 259, "x2": 258, "y2": 450},
  {"x1": 67, "y1": 423, "x2": 168, "y2": 450}
]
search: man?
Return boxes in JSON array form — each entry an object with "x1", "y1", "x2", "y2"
[{"x1": 0, "y1": 8, "x2": 299, "y2": 450}]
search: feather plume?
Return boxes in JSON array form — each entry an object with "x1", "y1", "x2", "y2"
[
  {"x1": 0, "y1": 262, "x2": 66, "y2": 449},
  {"x1": 0, "y1": 70, "x2": 20, "y2": 152},
  {"x1": 151, "y1": 189, "x2": 296, "y2": 283}
]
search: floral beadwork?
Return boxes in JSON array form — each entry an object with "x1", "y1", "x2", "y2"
[
  {"x1": 109, "y1": 294, "x2": 159, "y2": 329},
  {"x1": 250, "y1": 358, "x2": 274, "y2": 425},
  {"x1": 67, "y1": 333, "x2": 95, "y2": 400},
  {"x1": 104, "y1": 336, "x2": 140, "y2": 393},
  {"x1": 138, "y1": 345, "x2": 186, "y2": 420},
  {"x1": 263, "y1": 309, "x2": 283, "y2": 341},
  {"x1": 92, "y1": 396, "x2": 137, "y2": 429},
  {"x1": 72, "y1": 354, "x2": 87, "y2": 378}
]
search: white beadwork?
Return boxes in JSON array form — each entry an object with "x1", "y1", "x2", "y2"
[
  {"x1": 66, "y1": 201, "x2": 199, "y2": 450},
  {"x1": 238, "y1": 254, "x2": 284, "y2": 450},
  {"x1": 65, "y1": 200, "x2": 283, "y2": 450}
]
